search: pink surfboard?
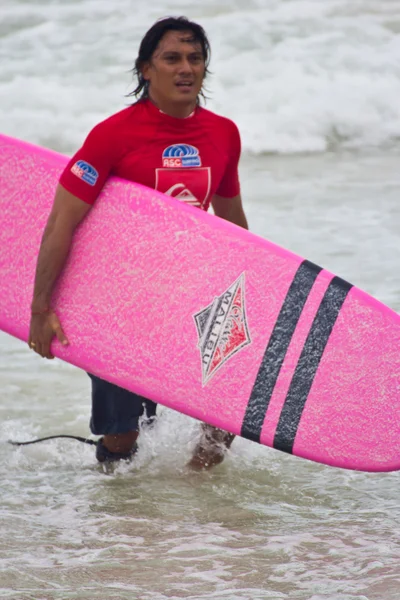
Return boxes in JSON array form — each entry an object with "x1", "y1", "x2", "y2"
[{"x1": 1, "y1": 133, "x2": 400, "y2": 472}]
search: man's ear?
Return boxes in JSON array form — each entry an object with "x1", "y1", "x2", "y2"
[{"x1": 141, "y1": 62, "x2": 150, "y2": 81}]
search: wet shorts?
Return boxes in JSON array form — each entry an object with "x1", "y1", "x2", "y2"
[{"x1": 88, "y1": 373, "x2": 157, "y2": 435}]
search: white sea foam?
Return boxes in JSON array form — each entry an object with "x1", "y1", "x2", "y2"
[{"x1": 1, "y1": 0, "x2": 400, "y2": 154}]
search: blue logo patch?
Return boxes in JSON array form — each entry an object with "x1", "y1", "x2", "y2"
[
  {"x1": 162, "y1": 144, "x2": 201, "y2": 168},
  {"x1": 71, "y1": 160, "x2": 99, "y2": 186}
]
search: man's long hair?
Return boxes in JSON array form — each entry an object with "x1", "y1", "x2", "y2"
[{"x1": 128, "y1": 16, "x2": 211, "y2": 103}]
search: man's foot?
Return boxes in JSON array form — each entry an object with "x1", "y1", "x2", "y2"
[
  {"x1": 188, "y1": 424, "x2": 235, "y2": 471},
  {"x1": 96, "y1": 431, "x2": 139, "y2": 463}
]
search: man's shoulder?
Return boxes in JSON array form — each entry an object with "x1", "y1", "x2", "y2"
[
  {"x1": 197, "y1": 106, "x2": 239, "y2": 133},
  {"x1": 93, "y1": 102, "x2": 145, "y2": 134}
]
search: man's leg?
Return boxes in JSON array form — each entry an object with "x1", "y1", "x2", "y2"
[
  {"x1": 188, "y1": 423, "x2": 235, "y2": 470},
  {"x1": 88, "y1": 373, "x2": 155, "y2": 462}
]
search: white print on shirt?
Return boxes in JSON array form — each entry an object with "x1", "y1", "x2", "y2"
[{"x1": 155, "y1": 167, "x2": 211, "y2": 209}]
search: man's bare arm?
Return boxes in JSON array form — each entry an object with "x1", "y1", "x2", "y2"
[
  {"x1": 211, "y1": 193, "x2": 248, "y2": 230},
  {"x1": 29, "y1": 184, "x2": 92, "y2": 358},
  {"x1": 32, "y1": 184, "x2": 92, "y2": 311}
]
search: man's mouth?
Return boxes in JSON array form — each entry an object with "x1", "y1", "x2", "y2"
[{"x1": 175, "y1": 81, "x2": 194, "y2": 88}]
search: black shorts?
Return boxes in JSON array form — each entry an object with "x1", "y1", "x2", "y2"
[{"x1": 88, "y1": 373, "x2": 157, "y2": 435}]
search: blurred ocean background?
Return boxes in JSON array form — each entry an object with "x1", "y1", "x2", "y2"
[{"x1": 1, "y1": 1, "x2": 400, "y2": 599}]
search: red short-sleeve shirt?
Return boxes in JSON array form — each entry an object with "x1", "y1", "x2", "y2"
[{"x1": 60, "y1": 99, "x2": 241, "y2": 212}]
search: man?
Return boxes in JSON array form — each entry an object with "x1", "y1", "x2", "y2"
[{"x1": 28, "y1": 16, "x2": 249, "y2": 469}]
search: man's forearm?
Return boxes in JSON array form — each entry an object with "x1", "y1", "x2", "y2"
[
  {"x1": 229, "y1": 210, "x2": 248, "y2": 230},
  {"x1": 31, "y1": 223, "x2": 74, "y2": 311},
  {"x1": 212, "y1": 194, "x2": 249, "y2": 230},
  {"x1": 224, "y1": 206, "x2": 248, "y2": 230}
]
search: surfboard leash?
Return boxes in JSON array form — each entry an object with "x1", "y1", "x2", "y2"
[
  {"x1": 7, "y1": 435, "x2": 97, "y2": 447},
  {"x1": 7, "y1": 417, "x2": 157, "y2": 447}
]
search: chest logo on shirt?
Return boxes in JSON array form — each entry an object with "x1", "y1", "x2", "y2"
[
  {"x1": 155, "y1": 167, "x2": 211, "y2": 209},
  {"x1": 71, "y1": 160, "x2": 98, "y2": 186},
  {"x1": 162, "y1": 144, "x2": 201, "y2": 168},
  {"x1": 194, "y1": 273, "x2": 252, "y2": 386}
]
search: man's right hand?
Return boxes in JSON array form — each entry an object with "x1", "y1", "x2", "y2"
[{"x1": 28, "y1": 310, "x2": 69, "y2": 359}]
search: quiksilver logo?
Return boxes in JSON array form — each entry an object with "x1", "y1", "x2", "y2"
[{"x1": 194, "y1": 273, "x2": 251, "y2": 386}]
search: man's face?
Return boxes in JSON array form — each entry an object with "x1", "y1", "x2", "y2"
[{"x1": 142, "y1": 30, "x2": 206, "y2": 108}]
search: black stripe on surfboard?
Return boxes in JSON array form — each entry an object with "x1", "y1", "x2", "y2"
[
  {"x1": 241, "y1": 260, "x2": 322, "y2": 443},
  {"x1": 273, "y1": 275, "x2": 353, "y2": 455}
]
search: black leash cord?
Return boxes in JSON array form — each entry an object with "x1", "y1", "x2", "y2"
[{"x1": 8, "y1": 435, "x2": 97, "y2": 446}]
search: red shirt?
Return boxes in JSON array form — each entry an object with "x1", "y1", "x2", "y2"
[{"x1": 60, "y1": 99, "x2": 241, "y2": 212}]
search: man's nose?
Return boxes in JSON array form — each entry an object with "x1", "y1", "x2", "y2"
[{"x1": 178, "y1": 58, "x2": 193, "y2": 73}]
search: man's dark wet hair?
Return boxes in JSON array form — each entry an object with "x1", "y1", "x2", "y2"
[{"x1": 128, "y1": 16, "x2": 211, "y2": 102}]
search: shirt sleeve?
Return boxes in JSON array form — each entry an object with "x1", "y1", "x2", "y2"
[
  {"x1": 215, "y1": 120, "x2": 241, "y2": 198},
  {"x1": 59, "y1": 120, "x2": 117, "y2": 205}
]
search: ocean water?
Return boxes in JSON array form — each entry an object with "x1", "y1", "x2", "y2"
[{"x1": 1, "y1": 1, "x2": 400, "y2": 599}]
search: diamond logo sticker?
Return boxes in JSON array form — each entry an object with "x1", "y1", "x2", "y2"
[{"x1": 194, "y1": 273, "x2": 251, "y2": 386}]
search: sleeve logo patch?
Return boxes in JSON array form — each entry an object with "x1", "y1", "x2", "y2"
[{"x1": 71, "y1": 160, "x2": 99, "y2": 186}]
